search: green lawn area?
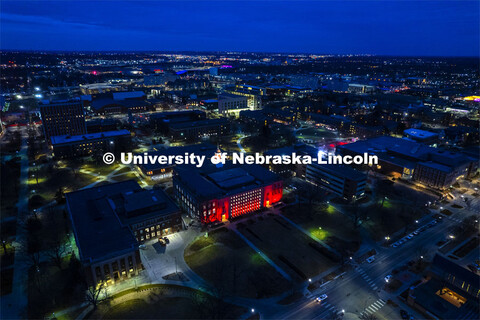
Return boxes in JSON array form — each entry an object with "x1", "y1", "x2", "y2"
[
  {"x1": 184, "y1": 228, "x2": 292, "y2": 298},
  {"x1": 238, "y1": 215, "x2": 338, "y2": 281},
  {"x1": 283, "y1": 204, "x2": 360, "y2": 242},
  {"x1": 104, "y1": 298, "x2": 199, "y2": 319},
  {"x1": 28, "y1": 164, "x2": 96, "y2": 204},
  {"x1": 111, "y1": 172, "x2": 138, "y2": 182}
]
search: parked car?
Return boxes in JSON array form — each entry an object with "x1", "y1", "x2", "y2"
[
  {"x1": 366, "y1": 256, "x2": 375, "y2": 263},
  {"x1": 163, "y1": 236, "x2": 170, "y2": 244},
  {"x1": 138, "y1": 244, "x2": 147, "y2": 250},
  {"x1": 315, "y1": 294, "x2": 328, "y2": 303},
  {"x1": 384, "y1": 275, "x2": 392, "y2": 283},
  {"x1": 158, "y1": 238, "x2": 167, "y2": 246}
]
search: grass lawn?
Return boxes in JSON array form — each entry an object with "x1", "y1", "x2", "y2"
[
  {"x1": 28, "y1": 165, "x2": 96, "y2": 204},
  {"x1": 111, "y1": 172, "x2": 138, "y2": 182},
  {"x1": 239, "y1": 215, "x2": 337, "y2": 281},
  {"x1": 103, "y1": 298, "x2": 199, "y2": 319},
  {"x1": 184, "y1": 228, "x2": 292, "y2": 298},
  {"x1": 283, "y1": 204, "x2": 360, "y2": 242}
]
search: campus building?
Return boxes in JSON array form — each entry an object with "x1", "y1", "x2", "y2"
[
  {"x1": 149, "y1": 110, "x2": 206, "y2": 133},
  {"x1": 167, "y1": 118, "x2": 230, "y2": 141},
  {"x1": 173, "y1": 163, "x2": 283, "y2": 224},
  {"x1": 39, "y1": 99, "x2": 87, "y2": 142},
  {"x1": 51, "y1": 130, "x2": 131, "y2": 158},
  {"x1": 404, "y1": 128, "x2": 440, "y2": 145},
  {"x1": 137, "y1": 143, "x2": 218, "y2": 180},
  {"x1": 338, "y1": 136, "x2": 478, "y2": 190},
  {"x1": 407, "y1": 254, "x2": 479, "y2": 320},
  {"x1": 306, "y1": 163, "x2": 367, "y2": 201},
  {"x1": 264, "y1": 143, "x2": 318, "y2": 177},
  {"x1": 218, "y1": 93, "x2": 249, "y2": 117},
  {"x1": 66, "y1": 180, "x2": 182, "y2": 285}
]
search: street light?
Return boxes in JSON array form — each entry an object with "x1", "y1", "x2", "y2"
[
  {"x1": 251, "y1": 308, "x2": 255, "y2": 313},
  {"x1": 308, "y1": 278, "x2": 312, "y2": 282}
]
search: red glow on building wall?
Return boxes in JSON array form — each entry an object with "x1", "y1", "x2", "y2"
[{"x1": 263, "y1": 182, "x2": 283, "y2": 207}]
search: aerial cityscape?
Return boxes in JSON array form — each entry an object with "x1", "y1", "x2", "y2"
[{"x1": 0, "y1": 1, "x2": 479, "y2": 320}]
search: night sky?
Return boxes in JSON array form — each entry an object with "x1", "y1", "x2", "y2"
[{"x1": 1, "y1": 1, "x2": 478, "y2": 56}]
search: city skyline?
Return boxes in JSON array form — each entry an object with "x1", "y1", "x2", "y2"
[{"x1": 1, "y1": 0, "x2": 479, "y2": 56}]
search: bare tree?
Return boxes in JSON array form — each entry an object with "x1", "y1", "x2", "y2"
[
  {"x1": 85, "y1": 282, "x2": 108, "y2": 309},
  {"x1": 46, "y1": 238, "x2": 67, "y2": 269}
]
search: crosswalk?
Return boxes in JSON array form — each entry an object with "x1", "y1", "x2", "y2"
[
  {"x1": 356, "y1": 267, "x2": 379, "y2": 291},
  {"x1": 312, "y1": 302, "x2": 344, "y2": 319},
  {"x1": 359, "y1": 298, "x2": 387, "y2": 317}
]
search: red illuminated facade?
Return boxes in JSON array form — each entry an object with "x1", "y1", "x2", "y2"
[{"x1": 173, "y1": 165, "x2": 283, "y2": 224}]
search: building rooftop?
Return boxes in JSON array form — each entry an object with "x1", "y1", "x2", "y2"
[
  {"x1": 168, "y1": 118, "x2": 228, "y2": 130},
  {"x1": 174, "y1": 162, "x2": 280, "y2": 200},
  {"x1": 50, "y1": 129, "x2": 130, "y2": 145},
  {"x1": 113, "y1": 91, "x2": 145, "y2": 100},
  {"x1": 66, "y1": 180, "x2": 179, "y2": 263},
  {"x1": 404, "y1": 128, "x2": 439, "y2": 139},
  {"x1": 66, "y1": 180, "x2": 140, "y2": 263}
]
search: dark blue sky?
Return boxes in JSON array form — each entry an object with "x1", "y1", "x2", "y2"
[{"x1": 1, "y1": 1, "x2": 478, "y2": 56}]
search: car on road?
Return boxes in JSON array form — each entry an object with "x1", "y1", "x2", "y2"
[
  {"x1": 366, "y1": 256, "x2": 375, "y2": 263},
  {"x1": 315, "y1": 294, "x2": 328, "y2": 303},
  {"x1": 158, "y1": 238, "x2": 167, "y2": 246},
  {"x1": 400, "y1": 310, "x2": 409, "y2": 319},
  {"x1": 138, "y1": 244, "x2": 147, "y2": 250},
  {"x1": 392, "y1": 243, "x2": 399, "y2": 248},
  {"x1": 384, "y1": 275, "x2": 392, "y2": 283}
]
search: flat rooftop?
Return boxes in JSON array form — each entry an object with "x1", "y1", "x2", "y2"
[
  {"x1": 66, "y1": 180, "x2": 179, "y2": 263},
  {"x1": 175, "y1": 162, "x2": 280, "y2": 200},
  {"x1": 66, "y1": 180, "x2": 140, "y2": 263},
  {"x1": 51, "y1": 129, "x2": 130, "y2": 145}
]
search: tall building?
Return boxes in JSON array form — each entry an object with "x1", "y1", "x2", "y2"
[
  {"x1": 66, "y1": 180, "x2": 183, "y2": 285},
  {"x1": 306, "y1": 163, "x2": 367, "y2": 201},
  {"x1": 39, "y1": 100, "x2": 86, "y2": 142},
  {"x1": 217, "y1": 94, "x2": 249, "y2": 117}
]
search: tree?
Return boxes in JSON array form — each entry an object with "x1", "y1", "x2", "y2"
[
  {"x1": 46, "y1": 237, "x2": 67, "y2": 269},
  {"x1": 85, "y1": 282, "x2": 108, "y2": 309}
]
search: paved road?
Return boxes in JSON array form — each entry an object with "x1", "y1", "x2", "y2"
[{"x1": 270, "y1": 188, "x2": 479, "y2": 320}]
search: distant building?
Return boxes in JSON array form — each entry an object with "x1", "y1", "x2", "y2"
[
  {"x1": 348, "y1": 84, "x2": 376, "y2": 94},
  {"x1": 138, "y1": 143, "x2": 218, "y2": 180},
  {"x1": 112, "y1": 91, "x2": 146, "y2": 100},
  {"x1": 338, "y1": 136, "x2": 478, "y2": 189},
  {"x1": 50, "y1": 130, "x2": 131, "y2": 158},
  {"x1": 168, "y1": 118, "x2": 230, "y2": 141},
  {"x1": 90, "y1": 98, "x2": 153, "y2": 115},
  {"x1": 404, "y1": 128, "x2": 439, "y2": 145},
  {"x1": 80, "y1": 83, "x2": 123, "y2": 95},
  {"x1": 218, "y1": 93, "x2": 249, "y2": 117},
  {"x1": 173, "y1": 163, "x2": 283, "y2": 224},
  {"x1": 66, "y1": 180, "x2": 182, "y2": 286},
  {"x1": 264, "y1": 143, "x2": 317, "y2": 177},
  {"x1": 306, "y1": 163, "x2": 367, "y2": 201},
  {"x1": 86, "y1": 118, "x2": 118, "y2": 133},
  {"x1": 199, "y1": 99, "x2": 219, "y2": 111},
  {"x1": 149, "y1": 110, "x2": 206, "y2": 134},
  {"x1": 39, "y1": 100, "x2": 87, "y2": 142}
]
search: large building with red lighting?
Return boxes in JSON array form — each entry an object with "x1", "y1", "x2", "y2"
[{"x1": 173, "y1": 163, "x2": 283, "y2": 224}]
